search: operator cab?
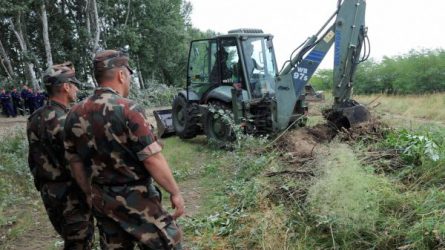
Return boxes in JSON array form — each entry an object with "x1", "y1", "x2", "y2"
[
  {"x1": 187, "y1": 29, "x2": 278, "y2": 101},
  {"x1": 240, "y1": 35, "x2": 277, "y2": 98}
]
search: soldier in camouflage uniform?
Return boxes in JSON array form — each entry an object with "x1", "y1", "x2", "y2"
[
  {"x1": 64, "y1": 50, "x2": 184, "y2": 249},
  {"x1": 27, "y1": 62, "x2": 94, "y2": 250}
]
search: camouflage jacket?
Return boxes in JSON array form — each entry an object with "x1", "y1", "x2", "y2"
[
  {"x1": 27, "y1": 100, "x2": 71, "y2": 189},
  {"x1": 64, "y1": 87, "x2": 163, "y2": 186}
]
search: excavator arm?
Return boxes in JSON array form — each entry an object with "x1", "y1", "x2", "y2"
[{"x1": 275, "y1": 0, "x2": 370, "y2": 129}]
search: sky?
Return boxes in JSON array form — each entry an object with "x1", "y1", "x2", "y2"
[{"x1": 188, "y1": 0, "x2": 445, "y2": 69}]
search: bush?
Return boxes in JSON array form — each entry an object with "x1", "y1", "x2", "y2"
[
  {"x1": 313, "y1": 49, "x2": 445, "y2": 95},
  {"x1": 129, "y1": 81, "x2": 179, "y2": 108}
]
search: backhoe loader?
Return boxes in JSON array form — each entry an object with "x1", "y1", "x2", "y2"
[{"x1": 154, "y1": 0, "x2": 371, "y2": 142}]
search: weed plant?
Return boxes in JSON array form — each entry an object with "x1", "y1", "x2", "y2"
[
  {"x1": 0, "y1": 131, "x2": 34, "y2": 208},
  {"x1": 129, "y1": 81, "x2": 179, "y2": 108},
  {"x1": 383, "y1": 127, "x2": 445, "y2": 188},
  {"x1": 0, "y1": 131, "x2": 36, "y2": 237}
]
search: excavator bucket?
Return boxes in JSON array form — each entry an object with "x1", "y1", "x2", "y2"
[
  {"x1": 324, "y1": 101, "x2": 371, "y2": 129},
  {"x1": 153, "y1": 109, "x2": 175, "y2": 137}
]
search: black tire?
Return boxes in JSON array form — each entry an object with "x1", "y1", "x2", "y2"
[
  {"x1": 202, "y1": 102, "x2": 236, "y2": 144},
  {"x1": 172, "y1": 95, "x2": 200, "y2": 139}
]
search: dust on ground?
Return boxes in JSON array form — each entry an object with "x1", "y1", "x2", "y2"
[{"x1": 0, "y1": 116, "x2": 27, "y2": 138}]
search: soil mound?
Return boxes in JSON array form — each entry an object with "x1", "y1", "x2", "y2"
[
  {"x1": 337, "y1": 117, "x2": 390, "y2": 143},
  {"x1": 275, "y1": 117, "x2": 389, "y2": 161},
  {"x1": 276, "y1": 124, "x2": 336, "y2": 160}
]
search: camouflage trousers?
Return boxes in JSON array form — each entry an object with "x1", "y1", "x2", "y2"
[
  {"x1": 40, "y1": 181, "x2": 94, "y2": 250},
  {"x1": 92, "y1": 181, "x2": 182, "y2": 250}
]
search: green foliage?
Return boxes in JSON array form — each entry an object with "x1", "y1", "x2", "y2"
[
  {"x1": 0, "y1": 131, "x2": 36, "y2": 236},
  {"x1": 0, "y1": 131, "x2": 35, "y2": 223},
  {"x1": 313, "y1": 49, "x2": 445, "y2": 95},
  {"x1": 383, "y1": 127, "x2": 445, "y2": 189},
  {"x1": 310, "y1": 68, "x2": 333, "y2": 91},
  {"x1": 405, "y1": 188, "x2": 445, "y2": 249},
  {"x1": 129, "y1": 81, "x2": 179, "y2": 108},
  {"x1": 0, "y1": 0, "x2": 215, "y2": 88},
  {"x1": 384, "y1": 129, "x2": 441, "y2": 164},
  {"x1": 183, "y1": 206, "x2": 248, "y2": 237},
  {"x1": 357, "y1": 49, "x2": 445, "y2": 94}
]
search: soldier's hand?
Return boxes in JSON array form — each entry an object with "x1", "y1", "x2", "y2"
[{"x1": 170, "y1": 193, "x2": 185, "y2": 219}]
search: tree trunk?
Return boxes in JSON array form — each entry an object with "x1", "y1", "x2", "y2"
[
  {"x1": 11, "y1": 13, "x2": 39, "y2": 90},
  {"x1": 41, "y1": 2, "x2": 53, "y2": 67},
  {"x1": 87, "y1": 0, "x2": 101, "y2": 87},
  {"x1": 86, "y1": 0, "x2": 91, "y2": 35},
  {"x1": 90, "y1": 0, "x2": 100, "y2": 55},
  {"x1": 0, "y1": 39, "x2": 14, "y2": 78},
  {"x1": 0, "y1": 58, "x2": 12, "y2": 79},
  {"x1": 137, "y1": 56, "x2": 145, "y2": 89},
  {"x1": 125, "y1": 0, "x2": 131, "y2": 26}
]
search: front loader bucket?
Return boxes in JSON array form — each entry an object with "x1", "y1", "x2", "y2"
[
  {"x1": 324, "y1": 101, "x2": 371, "y2": 129},
  {"x1": 153, "y1": 109, "x2": 175, "y2": 138}
]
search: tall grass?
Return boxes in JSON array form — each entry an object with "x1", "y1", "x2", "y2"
[
  {"x1": 0, "y1": 131, "x2": 34, "y2": 209},
  {"x1": 0, "y1": 130, "x2": 39, "y2": 246},
  {"x1": 356, "y1": 93, "x2": 445, "y2": 126}
]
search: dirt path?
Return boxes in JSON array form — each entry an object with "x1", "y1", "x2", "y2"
[
  {"x1": 1, "y1": 201, "x2": 60, "y2": 250},
  {"x1": 0, "y1": 116, "x2": 27, "y2": 138}
]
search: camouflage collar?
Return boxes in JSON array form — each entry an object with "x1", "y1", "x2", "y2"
[
  {"x1": 48, "y1": 100, "x2": 68, "y2": 111},
  {"x1": 95, "y1": 87, "x2": 120, "y2": 96}
]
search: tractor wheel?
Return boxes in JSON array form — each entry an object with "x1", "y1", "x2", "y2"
[
  {"x1": 202, "y1": 102, "x2": 236, "y2": 145},
  {"x1": 172, "y1": 95, "x2": 201, "y2": 139}
]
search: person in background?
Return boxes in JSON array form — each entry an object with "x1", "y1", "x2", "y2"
[
  {"x1": 21, "y1": 85, "x2": 32, "y2": 114},
  {"x1": 11, "y1": 88, "x2": 24, "y2": 116},
  {"x1": 0, "y1": 88, "x2": 16, "y2": 117},
  {"x1": 36, "y1": 90, "x2": 47, "y2": 108},
  {"x1": 210, "y1": 48, "x2": 232, "y2": 83},
  {"x1": 28, "y1": 89, "x2": 38, "y2": 114}
]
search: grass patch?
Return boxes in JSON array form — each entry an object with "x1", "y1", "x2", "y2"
[
  {"x1": 0, "y1": 131, "x2": 35, "y2": 210},
  {"x1": 0, "y1": 132, "x2": 42, "y2": 247},
  {"x1": 307, "y1": 144, "x2": 407, "y2": 248},
  {"x1": 356, "y1": 93, "x2": 445, "y2": 128},
  {"x1": 162, "y1": 136, "x2": 210, "y2": 181}
]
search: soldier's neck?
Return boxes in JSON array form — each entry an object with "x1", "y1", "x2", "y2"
[
  {"x1": 49, "y1": 96, "x2": 68, "y2": 107},
  {"x1": 97, "y1": 82, "x2": 124, "y2": 96}
]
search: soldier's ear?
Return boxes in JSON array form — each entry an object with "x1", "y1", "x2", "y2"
[
  {"x1": 62, "y1": 82, "x2": 71, "y2": 93},
  {"x1": 118, "y1": 68, "x2": 128, "y2": 84}
]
